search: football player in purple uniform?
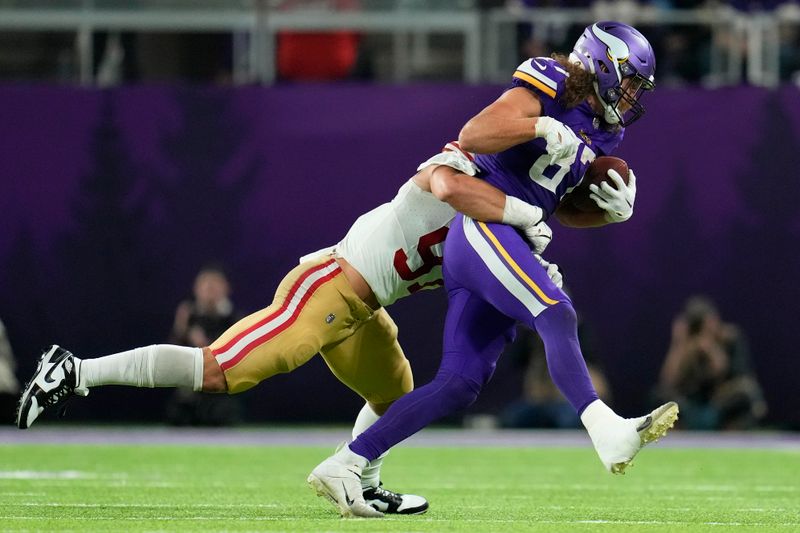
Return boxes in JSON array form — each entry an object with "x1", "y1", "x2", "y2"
[
  {"x1": 311, "y1": 21, "x2": 679, "y2": 517},
  {"x1": 16, "y1": 142, "x2": 557, "y2": 518}
]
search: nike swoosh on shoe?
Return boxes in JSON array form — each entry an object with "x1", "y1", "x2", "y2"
[{"x1": 343, "y1": 483, "x2": 355, "y2": 506}]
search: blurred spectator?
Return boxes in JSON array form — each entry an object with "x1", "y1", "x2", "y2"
[
  {"x1": 639, "y1": 0, "x2": 714, "y2": 85},
  {"x1": 776, "y1": 2, "x2": 800, "y2": 83},
  {"x1": 654, "y1": 296, "x2": 767, "y2": 430},
  {"x1": 0, "y1": 319, "x2": 21, "y2": 423},
  {"x1": 507, "y1": 0, "x2": 714, "y2": 85},
  {"x1": 166, "y1": 265, "x2": 242, "y2": 426},
  {"x1": 500, "y1": 306, "x2": 611, "y2": 429},
  {"x1": 170, "y1": 265, "x2": 238, "y2": 349},
  {"x1": 93, "y1": 32, "x2": 139, "y2": 86},
  {"x1": 276, "y1": 0, "x2": 369, "y2": 81}
]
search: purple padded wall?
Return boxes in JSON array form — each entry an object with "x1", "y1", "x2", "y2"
[{"x1": 1, "y1": 85, "x2": 797, "y2": 425}]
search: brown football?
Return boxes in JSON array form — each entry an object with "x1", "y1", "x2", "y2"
[{"x1": 563, "y1": 156, "x2": 630, "y2": 213}]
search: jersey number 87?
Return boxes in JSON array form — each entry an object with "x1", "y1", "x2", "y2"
[{"x1": 529, "y1": 143, "x2": 596, "y2": 194}]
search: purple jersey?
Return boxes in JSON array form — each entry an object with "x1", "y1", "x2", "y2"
[{"x1": 475, "y1": 57, "x2": 625, "y2": 216}]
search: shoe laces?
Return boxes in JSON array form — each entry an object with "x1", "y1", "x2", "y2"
[
  {"x1": 42, "y1": 360, "x2": 78, "y2": 408},
  {"x1": 366, "y1": 484, "x2": 403, "y2": 507},
  {"x1": 43, "y1": 384, "x2": 73, "y2": 408}
]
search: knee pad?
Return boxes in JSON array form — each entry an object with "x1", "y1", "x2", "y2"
[
  {"x1": 536, "y1": 302, "x2": 578, "y2": 335},
  {"x1": 435, "y1": 371, "x2": 482, "y2": 412}
]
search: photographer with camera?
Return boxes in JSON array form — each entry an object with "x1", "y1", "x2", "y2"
[
  {"x1": 0, "y1": 318, "x2": 20, "y2": 422},
  {"x1": 655, "y1": 296, "x2": 767, "y2": 430}
]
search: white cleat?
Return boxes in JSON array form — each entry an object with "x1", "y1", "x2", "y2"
[
  {"x1": 363, "y1": 484, "x2": 429, "y2": 515},
  {"x1": 590, "y1": 401, "x2": 680, "y2": 474},
  {"x1": 329, "y1": 441, "x2": 429, "y2": 515},
  {"x1": 308, "y1": 447, "x2": 384, "y2": 518},
  {"x1": 16, "y1": 345, "x2": 89, "y2": 429}
]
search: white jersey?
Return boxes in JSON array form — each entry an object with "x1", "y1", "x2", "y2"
[{"x1": 337, "y1": 179, "x2": 456, "y2": 306}]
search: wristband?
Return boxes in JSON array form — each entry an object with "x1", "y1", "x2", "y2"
[
  {"x1": 502, "y1": 196, "x2": 543, "y2": 228},
  {"x1": 534, "y1": 116, "x2": 555, "y2": 138}
]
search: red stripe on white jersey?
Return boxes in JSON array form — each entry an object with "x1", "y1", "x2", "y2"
[
  {"x1": 213, "y1": 259, "x2": 340, "y2": 369},
  {"x1": 443, "y1": 141, "x2": 475, "y2": 162}
]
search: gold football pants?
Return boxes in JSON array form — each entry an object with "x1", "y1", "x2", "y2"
[{"x1": 209, "y1": 256, "x2": 413, "y2": 404}]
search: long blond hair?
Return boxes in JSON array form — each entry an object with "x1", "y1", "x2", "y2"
[{"x1": 551, "y1": 53, "x2": 595, "y2": 109}]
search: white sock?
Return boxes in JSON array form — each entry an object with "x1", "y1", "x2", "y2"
[
  {"x1": 351, "y1": 403, "x2": 387, "y2": 489},
  {"x1": 335, "y1": 443, "x2": 369, "y2": 469},
  {"x1": 580, "y1": 399, "x2": 622, "y2": 431},
  {"x1": 80, "y1": 345, "x2": 203, "y2": 391},
  {"x1": 580, "y1": 399, "x2": 630, "y2": 452}
]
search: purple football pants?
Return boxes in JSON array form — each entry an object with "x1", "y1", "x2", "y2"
[{"x1": 349, "y1": 215, "x2": 598, "y2": 461}]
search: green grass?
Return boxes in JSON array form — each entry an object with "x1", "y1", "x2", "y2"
[{"x1": 1, "y1": 445, "x2": 798, "y2": 532}]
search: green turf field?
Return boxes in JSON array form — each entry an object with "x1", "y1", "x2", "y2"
[{"x1": 1, "y1": 444, "x2": 798, "y2": 532}]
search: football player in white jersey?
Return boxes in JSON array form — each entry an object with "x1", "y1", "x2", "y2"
[
  {"x1": 308, "y1": 21, "x2": 676, "y2": 520},
  {"x1": 17, "y1": 142, "x2": 563, "y2": 517}
]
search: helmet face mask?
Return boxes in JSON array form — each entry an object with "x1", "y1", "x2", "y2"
[
  {"x1": 607, "y1": 73, "x2": 654, "y2": 126},
  {"x1": 571, "y1": 21, "x2": 656, "y2": 127}
]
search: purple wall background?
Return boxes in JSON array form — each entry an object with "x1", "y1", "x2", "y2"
[{"x1": 1, "y1": 85, "x2": 798, "y2": 427}]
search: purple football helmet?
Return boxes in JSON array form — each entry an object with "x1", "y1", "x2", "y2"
[{"x1": 570, "y1": 21, "x2": 656, "y2": 127}]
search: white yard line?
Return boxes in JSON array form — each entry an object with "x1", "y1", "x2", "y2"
[{"x1": 10, "y1": 502, "x2": 287, "y2": 508}]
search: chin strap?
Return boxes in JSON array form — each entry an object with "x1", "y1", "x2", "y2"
[
  {"x1": 603, "y1": 105, "x2": 620, "y2": 125},
  {"x1": 592, "y1": 81, "x2": 620, "y2": 125}
]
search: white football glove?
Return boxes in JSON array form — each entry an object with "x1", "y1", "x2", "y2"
[
  {"x1": 534, "y1": 116, "x2": 580, "y2": 164},
  {"x1": 589, "y1": 168, "x2": 637, "y2": 223},
  {"x1": 501, "y1": 196, "x2": 551, "y2": 254},
  {"x1": 522, "y1": 220, "x2": 552, "y2": 255},
  {"x1": 534, "y1": 254, "x2": 563, "y2": 288}
]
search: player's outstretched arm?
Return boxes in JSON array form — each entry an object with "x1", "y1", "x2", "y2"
[
  {"x1": 415, "y1": 145, "x2": 540, "y2": 226},
  {"x1": 415, "y1": 164, "x2": 550, "y2": 254},
  {"x1": 423, "y1": 165, "x2": 505, "y2": 222},
  {"x1": 457, "y1": 88, "x2": 578, "y2": 163},
  {"x1": 458, "y1": 88, "x2": 543, "y2": 154}
]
